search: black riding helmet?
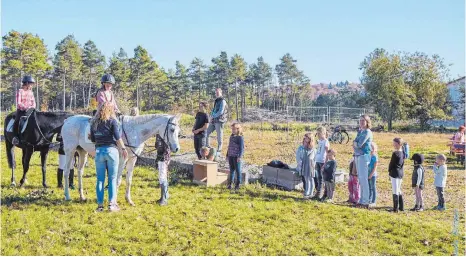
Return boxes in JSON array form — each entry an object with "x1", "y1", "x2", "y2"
[
  {"x1": 22, "y1": 75, "x2": 35, "y2": 84},
  {"x1": 411, "y1": 153, "x2": 424, "y2": 165},
  {"x1": 101, "y1": 74, "x2": 115, "y2": 85}
]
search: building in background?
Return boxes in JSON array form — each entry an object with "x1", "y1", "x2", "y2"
[{"x1": 448, "y1": 76, "x2": 465, "y2": 119}]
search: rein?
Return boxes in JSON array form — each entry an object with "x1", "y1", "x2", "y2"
[{"x1": 32, "y1": 110, "x2": 54, "y2": 145}]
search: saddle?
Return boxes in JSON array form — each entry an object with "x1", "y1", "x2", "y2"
[{"x1": 7, "y1": 108, "x2": 35, "y2": 135}]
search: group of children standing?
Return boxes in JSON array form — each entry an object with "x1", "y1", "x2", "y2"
[
  {"x1": 297, "y1": 125, "x2": 449, "y2": 212},
  {"x1": 296, "y1": 127, "x2": 338, "y2": 202}
]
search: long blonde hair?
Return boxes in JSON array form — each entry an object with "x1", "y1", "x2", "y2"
[
  {"x1": 91, "y1": 102, "x2": 116, "y2": 130},
  {"x1": 303, "y1": 133, "x2": 315, "y2": 148}
]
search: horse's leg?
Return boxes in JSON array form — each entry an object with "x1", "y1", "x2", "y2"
[
  {"x1": 77, "y1": 149, "x2": 88, "y2": 201},
  {"x1": 6, "y1": 140, "x2": 16, "y2": 187},
  {"x1": 125, "y1": 156, "x2": 137, "y2": 206},
  {"x1": 116, "y1": 153, "x2": 126, "y2": 188},
  {"x1": 40, "y1": 148, "x2": 49, "y2": 188},
  {"x1": 63, "y1": 150, "x2": 76, "y2": 201},
  {"x1": 19, "y1": 147, "x2": 33, "y2": 187}
]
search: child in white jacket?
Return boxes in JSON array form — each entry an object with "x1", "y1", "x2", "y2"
[{"x1": 433, "y1": 154, "x2": 448, "y2": 211}]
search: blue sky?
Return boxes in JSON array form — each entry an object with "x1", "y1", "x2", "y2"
[{"x1": 2, "y1": 0, "x2": 464, "y2": 83}]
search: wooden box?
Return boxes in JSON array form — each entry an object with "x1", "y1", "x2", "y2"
[{"x1": 193, "y1": 160, "x2": 228, "y2": 186}]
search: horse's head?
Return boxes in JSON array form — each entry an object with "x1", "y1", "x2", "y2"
[{"x1": 166, "y1": 114, "x2": 181, "y2": 153}]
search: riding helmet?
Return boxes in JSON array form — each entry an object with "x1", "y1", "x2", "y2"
[
  {"x1": 22, "y1": 75, "x2": 35, "y2": 84},
  {"x1": 101, "y1": 73, "x2": 115, "y2": 85}
]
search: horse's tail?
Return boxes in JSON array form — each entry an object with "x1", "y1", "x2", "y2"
[
  {"x1": 5, "y1": 138, "x2": 15, "y2": 169},
  {"x1": 4, "y1": 115, "x2": 15, "y2": 169}
]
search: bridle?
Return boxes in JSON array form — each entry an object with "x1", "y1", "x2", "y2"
[
  {"x1": 162, "y1": 116, "x2": 178, "y2": 149},
  {"x1": 121, "y1": 115, "x2": 178, "y2": 161}
]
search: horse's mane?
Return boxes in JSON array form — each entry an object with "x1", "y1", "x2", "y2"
[
  {"x1": 124, "y1": 114, "x2": 173, "y2": 125},
  {"x1": 37, "y1": 111, "x2": 72, "y2": 117}
]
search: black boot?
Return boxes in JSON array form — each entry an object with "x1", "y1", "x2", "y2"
[
  {"x1": 156, "y1": 185, "x2": 163, "y2": 205},
  {"x1": 392, "y1": 194, "x2": 399, "y2": 212},
  {"x1": 158, "y1": 184, "x2": 168, "y2": 206},
  {"x1": 410, "y1": 205, "x2": 419, "y2": 211},
  {"x1": 69, "y1": 169, "x2": 75, "y2": 190},
  {"x1": 398, "y1": 195, "x2": 404, "y2": 211},
  {"x1": 57, "y1": 169, "x2": 63, "y2": 188}
]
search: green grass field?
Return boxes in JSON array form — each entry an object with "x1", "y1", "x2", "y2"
[{"x1": 1, "y1": 126, "x2": 465, "y2": 255}]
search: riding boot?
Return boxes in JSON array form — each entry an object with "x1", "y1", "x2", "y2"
[
  {"x1": 158, "y1": 184, "x2": 168, "y2": 206},
  {"x1": 398, "y1": 194, "x2": 404, "y2": 211},
  {"x1": 69, "y1": 169, "x2": 75, "y2": 190},
  {"x1": 392, "y1": 194, "x2": 399, "y2": 213},
  {"x1": 156, "y1": 185, "x2": 163, "y2": 204},
  {"x1": 57, "y1": 169, "x2": 64, "y2": 188}
]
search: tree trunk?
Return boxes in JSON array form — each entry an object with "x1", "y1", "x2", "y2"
[
  {"x1": 235, "y1": 80, "x2": 239, "y2": 121},
  {"x1": 87, "y1": 78, "x2": 92, "y2": 108}
]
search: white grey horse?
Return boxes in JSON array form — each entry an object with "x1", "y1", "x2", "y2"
[{"x1": 60, "y1": 114, "x2": 181, "y2": 205}]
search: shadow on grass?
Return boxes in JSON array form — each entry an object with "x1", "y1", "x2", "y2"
[{"x1": 1, "y1": 188, "x2": 88, "y2": 208}]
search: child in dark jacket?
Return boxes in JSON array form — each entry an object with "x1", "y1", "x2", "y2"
[
  {"x1": 322, "y1": 149, "x2": 337, "y2": 203},
  {"x1": 389, "y1": 138, "x2": 405, "y2": 212},
  {"x1": 410, "y1": 153, "x2": 425, "y2": 212},
  {"x1": 156, "y1": 134, "x2": 171, "y2": 206},
  {"x1": 226, "y1": 122, "x2": 245, "y2": 191}
]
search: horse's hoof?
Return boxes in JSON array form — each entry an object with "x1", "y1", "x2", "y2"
[
  {"x1": 126, "y1": 198, "x2": 135, "y2": 206},
  {"x1": 10, "y1": 182, "x2": 16, "y2": 187}
]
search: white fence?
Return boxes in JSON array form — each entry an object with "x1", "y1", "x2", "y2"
[{"x1": 286, "y1": 106, "x2": 376, "y2": 125}]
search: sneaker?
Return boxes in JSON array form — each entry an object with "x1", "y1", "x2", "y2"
[
  {"x1": 158, "y1": 200, "x2": 168, "y2": 206},
  {"x1": 303, "y1": 195, "x2": 311, "y2": 200},
  {"x1": 11, "y1": 137, "x2": 19, "y2": 145},
  {"x1": 324, "y1": 199, "x2": 333, "y2": 203},
  {"x1": 438, "y1": 206, "x2": 446, "y2": 211},
  {"x1": 417, "y1": 206, "x2": 424, "y2": 212},
  {"x1": 227, "y1": 185, "x2": 232, "y2": 190},
  {"x1": 410, "y1": 206, "x2": 419, "y2": 211},
  {"x1": 108, "y1": 203, "x2": 120, "y2": 212},
  {"x1": 70, "y1": 184, "x2": 76, "y2": 190},
  {"x1": 95, "y1": 205, "x2": 104, "y2": 212},
  {"x1": 432, "y1": 205, "x2": 440, "y2": 210}
]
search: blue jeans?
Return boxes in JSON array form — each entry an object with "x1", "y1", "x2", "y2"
[
  {"x1": 206, "y1": 122, "x2": 225, "y2": 152},
  {"x1": 228, "y1": 156, "x2": 242, "y2": 187},
  {"x1": 356, "y1": 154, "x2": 370, "y2": 205},
  {"x1": 314, "y1": 162, "x2": 324, "y2": 197},
  {"x1": 95, "y1": 146, "x2": 119, "y2": 205},
  {"x1": 368, "y1": 175, "x2": 377, "y2": 204}
]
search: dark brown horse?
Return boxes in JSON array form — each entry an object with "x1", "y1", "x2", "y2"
[{"x1": 4, "y1": 110, "x2": 73, "y2": 188}]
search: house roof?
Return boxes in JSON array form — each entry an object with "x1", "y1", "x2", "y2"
[{"x1": 447, "y1": 76, "x2": 465, "y2": 86}]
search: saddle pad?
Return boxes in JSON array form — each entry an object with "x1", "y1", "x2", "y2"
[
  {"x1": 6, "y1": 118, "x2": 29, "y2": 134},
  {"x1": 84, "y1": 122, "x2": 92, "y2": 144}
]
